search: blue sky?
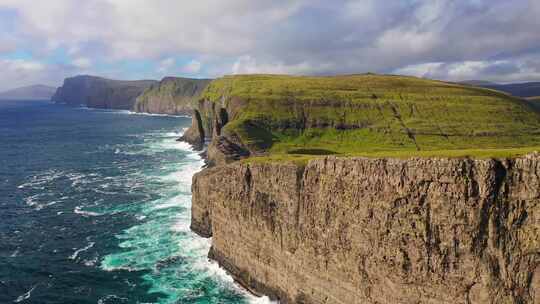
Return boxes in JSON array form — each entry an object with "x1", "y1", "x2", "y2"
[{"x1": 0, "y1": 0, "x2": 539, "y2": 91}]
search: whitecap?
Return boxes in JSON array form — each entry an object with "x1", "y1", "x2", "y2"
[
  {"x1": 14, "y1": 285, "x2": 37, "y2": 303},
  {"x1": 24, "y1": 194, "x2": 57, "y2": 210},
  {"x1": 74, "y1": 206, "x2": 101, "y2": 217},
  {"x1": 83, "y1": 256, "x2": 99, "y2": 267},
  {"x1": 10, "y1": 249, "x2": 20, "y2": 257},
  {"x1": 126, "y1": 111, "x2": 190, "y2": 118},
  {"x1": 70, "y1": 242, "x2": 95, "y2": 260}
]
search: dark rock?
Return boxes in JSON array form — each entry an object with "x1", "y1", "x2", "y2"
[
  {"x1": 133, "y1": 77, "x2": 211, "y2": 115},
  {"x1": 52, "y1": 75, "x2": 157, "y2": 110}
]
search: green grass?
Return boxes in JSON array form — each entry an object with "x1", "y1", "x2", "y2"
[
  {"x1": 200, "y1": 74, "x2": 540, "y2": 159},
  {"x1": 245, "y1": 146, "x2": 540, "y2": 166},
  {"x1": 135, "y1": 77, "x2": 211, "y2": 110}
]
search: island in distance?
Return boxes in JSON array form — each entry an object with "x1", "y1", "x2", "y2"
[{"x1": 0, "y1": 84, "x2": 57, "y2": 101}]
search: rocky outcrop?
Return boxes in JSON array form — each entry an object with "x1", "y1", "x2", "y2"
[
  {"x1": 191, "y1": 154, "x2": 540, "y2": 304},
  {"x1": 179, "y1": 109, "x2": 206, "y2": 150},
  {"x1": 134, "y1": 77, "x2": 211, "y2": 115},
  {"x1": 181, "y1": 97, "x2": 252, "y2": 163},
  {"x1": 52, "y1": 75, "x2": 157, "y2": 110}
]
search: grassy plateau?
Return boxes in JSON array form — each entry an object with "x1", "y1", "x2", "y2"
[{"x1": 199, "y1": 74, "x2": 540, "y2": 162}]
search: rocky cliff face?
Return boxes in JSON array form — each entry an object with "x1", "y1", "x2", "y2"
[
  {"x1": 134, "y1": 77, "x2": 211, "y2": 115},
  {"x1": 181, "y1": 97, "x2": 252, "y2": 164},
  {"x1": 52, "y1": 75, "x2": 157, "y2": 110},
  {"x1": 191, "y1": 155, "x2": 540, "y2": 304}
]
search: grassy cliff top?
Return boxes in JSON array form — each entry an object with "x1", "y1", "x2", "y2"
[
  {"x1": 136, "y1": 77, "x2": 212, "y2": 106},
  {"x1": 201, "y1": 74, "x2": 540, "y2": 159}
]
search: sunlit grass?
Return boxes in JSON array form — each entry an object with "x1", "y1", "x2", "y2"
[{"x1": 200, "y1": 74, "x2": 540, "y2": 159}]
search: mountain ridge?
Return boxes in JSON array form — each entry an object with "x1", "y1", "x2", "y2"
[{"x1": 0, "y1": 84, "x2": 57, "y2": 100}]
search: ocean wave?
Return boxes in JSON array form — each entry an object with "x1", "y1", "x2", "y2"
[
  {"x1": 10, "y1": 248, "x2": 20, "y2": 258},
  {"x1": 17, "y1": 169, "x2": 66, "y2": 189},
  {"x1": 70, "y1": 241, "x2": 95, "y2": 260},
  {"x1": 126, "y1": 111, "x2": 190, "y2": 118},
  {"x1": 24, "y1": 194, "x2": 58, "y2": 210},
  {"x1": 97, "y1": 294, "x2": 129, "y2": 304},
  {"x1": 74, "y1": 206, "x2": 101, "y2": 217},
  {"x1": 14, "y1": 285, "x2": 37, "y2": 303}
]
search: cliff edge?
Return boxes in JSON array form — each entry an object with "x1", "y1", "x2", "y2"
[
  {"x1": 52, "y1": 75, "x2": 157, "y2": 110},
  {"x1": 187, "y1": 74, "x2": 540, "y2": 303},
  {"x1": 192, "y1": 155, "x2": 539, "y2": 303},
  {"x1": 133, "y1": 77, "x2": 211, "y2": 115}
]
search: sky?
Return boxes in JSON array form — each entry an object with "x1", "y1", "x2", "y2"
[{"x1": 0, "y1": 0, "x2": 539, "y2": 91}]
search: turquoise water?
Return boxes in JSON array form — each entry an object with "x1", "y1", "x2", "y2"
[{"x1": 0, "y1": 101, "x2": 268, "y2": 303}]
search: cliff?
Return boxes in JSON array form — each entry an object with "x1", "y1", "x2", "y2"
[
  {"x1": 52, "y1": 75, "x2": 157, "y2": 110},
  {"x1": 186, "y1": 74, "x2": 540, "y2": 303},
  {"x1": 191, "y1": 155, "x2": 540, "y2": 304},
  {"x1": 133, "y1": 77, "x2": 211, "y2": 115},
  {"x1": 183, "y1": 74, "x2": 540, "y2": 162}
]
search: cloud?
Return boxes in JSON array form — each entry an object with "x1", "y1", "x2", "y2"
[
  {"x1": 157, "y1": 58, "x2": 175, "y2": 73},
  {"x1": 395, "y1": 57, "x2": 540, "y2": 83},
  {"x1": 181, "y1": 60, "x2": 202, "y2": 74},
  {"x1": 0, "y1": 0, "x2": 539, "y2": 89},
  {"x1": 72, "y1": 57, "x2": 91, "y2": 69},
  {"x1": 0, "y1": 59, "x2": 63, "y2": 91}
]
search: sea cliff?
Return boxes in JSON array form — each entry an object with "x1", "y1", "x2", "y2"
[
  {"x1": 134, "y1": 77, "x2": 212, "y2": 115},
  {"x1": 52, "y1": 75, "x2": 157, "y2": 110},
  {"x1": 185, "y1": 74, "x2": 540, "y2": 303},
  {"x1": 191, "y1": 155, "x2": 539, "y2": 303}
]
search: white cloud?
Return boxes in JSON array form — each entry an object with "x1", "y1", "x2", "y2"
[
  {"x1": 0, "y1": 0, "x2": 307, "y2": 60},
  {"x1": 181, "y1": 60, "x2": 202, "y2": 74},
  {"x1": 0, "y1": 0, "x2": 539, "y2": 83},
  {"x1": 157, "y1": 57, "x2": 175, "y2": 73},
  {"x1": 231, "y1": 55, "x2": 321, "y2": 75},
  {"x1": 394, "y1": 59, "x2": 540, "y2": 83},
  {"x1": 72, "y1": 57, "x2": 91, "y2": 69},
  {"x1": 0, "y1": 59, "x2": 59, "y2": 91}
]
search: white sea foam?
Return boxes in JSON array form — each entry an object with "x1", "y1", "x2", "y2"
[
  {"x1": 24, "y1": 194, "x2": 58, "y2": 210},
  {"x1": 74, "y1": 206, "x2": 101, "y2": 217},
  {"x1": 97, "y1": 127, "x2": 273, "y2": 302},
  {"x1": 18, "y1": 169, "x2": 66, "y2": 189},
  {"x1": 70, "y1": 242, "x2": 95, "y2": 260},
  {"x1": 14, "y1": 285, "x2": 37, "y2": 303},
  {"x1": 10, "y1": 249, "x2": 20, "y2": 258},
  {"x1": 80, "y1": 106, "x2": 190, "y2": 118},
  {"x1": 83, "y1": 256, "x2": 99, "y2": 267},
  {"x1": 126, "y1": 111, "x2": 190, "y2": 118}
]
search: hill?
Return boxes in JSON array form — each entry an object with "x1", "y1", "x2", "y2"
[
  {"x1": 465, "y1": 81, "x2": 540, "y2": 98},
  {"x1": 459, "y1": 80, "x2": 499, "y2": 86},
  {"x1": 52, "y1": 75, "x2": 157, "y2": 110},
  {"x1": 184, "y1": 74, "x2": 540, "y2": 163},
  {"x1": 134, "y1": 77, "x2": 212, "y2": 115},
  {"x1": 0, "y1": 85, "x2": 56, "y2": 100}
]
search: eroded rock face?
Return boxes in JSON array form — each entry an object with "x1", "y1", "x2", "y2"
[
  {"x1": 133, "y1": 77, "x2": 211, "y2": 115},
  {"x1": 179, "y1": 110, "x2": 205, "y2": 150},
  {"x1": 52, "y1": 75, "x2": 157, "y2": 110},
  {"x1": 191, "y1": 155, "x2": 540, "y2": 304}
]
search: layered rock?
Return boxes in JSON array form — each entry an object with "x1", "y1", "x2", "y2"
[
  {"x1": 191, "y1": 154, "x2": 540, "y2": 304},
  {"x1": 134, "y1": 77, "x2": 211, "y2": 115},
  {"x1": 52, "y1": 75, "x2": 157, "y2": 110}
]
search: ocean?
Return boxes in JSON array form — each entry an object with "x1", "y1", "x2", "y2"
[{"x1": 0, "y1": 100, "x2": 266, "y2": 303}]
